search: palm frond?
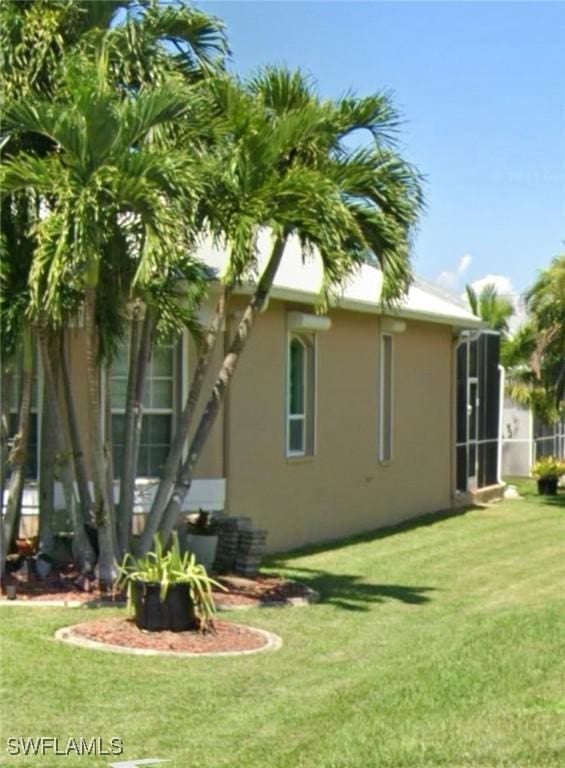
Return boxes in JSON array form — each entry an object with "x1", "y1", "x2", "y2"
[{"x1": 0, "y1": 153, "x2": 66, "y2": 197}]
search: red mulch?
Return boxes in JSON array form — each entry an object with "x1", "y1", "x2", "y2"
[
  {"x1": 2, "y1": 565, "x2": 312, "y2": 607},
  {"x1": 70, "y1": 616, "x2": 268, "y2": 653},
  {"x1": 3, "y1": 564, "x2": 123, "y2": 602},
  {"x1": 215, "y1": 574, "x2": 312, "y2": 607}
]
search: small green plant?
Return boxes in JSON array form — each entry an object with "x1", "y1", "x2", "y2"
[
  {"x1": 531, "y1": 456, "x2": 565, "y2": 480},
  {"x1": 117, "y1": 532, "x2": 226, "y2": 624}
]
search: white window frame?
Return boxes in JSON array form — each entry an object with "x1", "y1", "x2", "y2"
[
  {"x1": 110, "y1": 339, "x2": 179, "y2": 479},
  {"x1": 286, "y1": 332, "x2": 316, "y2": 458},
  {"x1": 379, "y1": 333, "x2": 393, "y2": 464}
]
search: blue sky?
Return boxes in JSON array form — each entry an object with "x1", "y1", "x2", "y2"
[{"x1": 200, "y1": 0, "x2": 564, "y2": 297}]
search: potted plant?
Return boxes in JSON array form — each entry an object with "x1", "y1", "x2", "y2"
[
  {"x1": 184, "y1": 509, "x2": 220, "y2": 572},
  {"x1": 117, "y1": 532, "x2": 225, "y2": 631},
  {"x1": 531, "y1": 456, "x2": 565, "y2": 495}
]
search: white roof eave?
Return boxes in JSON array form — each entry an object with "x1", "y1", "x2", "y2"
[
  {"x1": 197, "y1": 231, "x2": 482, "y2": 330},
  {"x1": 232, "y1": 283, "x2": 482, "y2": 329}
]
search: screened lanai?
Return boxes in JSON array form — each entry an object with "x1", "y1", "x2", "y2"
[{"x1": 456, "y1": 331, "x2": 501, "y2": 493}]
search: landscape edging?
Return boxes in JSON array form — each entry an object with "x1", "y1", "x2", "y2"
[{"x1": 54, "y1": 623, "x2": 283, "y2": 658}]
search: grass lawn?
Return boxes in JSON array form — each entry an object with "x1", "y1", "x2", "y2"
[{"x1": 1, "y1": 478, "x2": 564, "y2": 767}]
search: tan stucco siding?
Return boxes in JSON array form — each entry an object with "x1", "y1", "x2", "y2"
[
  {"x1": 225, "y1": 300, "x2": 454, "y2": 552},
  {"x1": 185, "y1": 333, "x2": 224, "y2": 479}
]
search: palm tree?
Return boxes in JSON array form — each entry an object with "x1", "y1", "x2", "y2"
[
  {"x1": 141, "y1": 69, "x2": 424, "y2": 550},
  {"x1": 0, "y1": 325, "x2": 33, "y2": 573},
  {"x1": 115, "y1": 256, "x2": 209, "y2": 556},
  {"x1": 465, "y1": 283, "x2": 514, "y2": 337},
  {"x1": 0, "y1": 189, "x2": 37, "y2": 570},
  {"x1": 0, "y1": 0, "x2": 227, "y2": 577},
  {"x1": 504, "y1": 255, "x2": 565, "y2": 423},
  {"x1": 0, "y1": 0, "x2": 227, "y2": 100},
  {"x1": 1, "y1": 48, "x2": 210, "y2": 583}
]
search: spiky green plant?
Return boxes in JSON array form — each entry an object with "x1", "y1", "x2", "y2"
[
  {"x1": 531, "y1": 456, "x2": 565, "y2": 481},
  {"x1": 117, "y1": 531, "x2": 226, "y2": 625}
]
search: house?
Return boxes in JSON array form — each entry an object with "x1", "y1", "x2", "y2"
[{"x1": 14, "y1": 233, "x2": 503, "y2": 553}]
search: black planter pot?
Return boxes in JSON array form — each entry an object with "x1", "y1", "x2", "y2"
[
  {"x1": 132, "y1": 582, "x2": 197, "y2": 632},
  {"x1": 537, "y1": 478, "x2": 558, "y2": 496}
]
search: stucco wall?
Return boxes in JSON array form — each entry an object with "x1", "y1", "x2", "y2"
[
  {"x1": 225, "y1": 299, "x2": 454, "y2": 552},
  {"x1": 185, "y1": 331, "x2": 224, "y2": 479}
]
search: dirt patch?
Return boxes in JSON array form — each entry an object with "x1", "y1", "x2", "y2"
[
  {"x1": 215, "y1": 574, "x2": 315, "y2": 607},
  {"x1": 59, "y1": 616, "x2": 279, "y2": 655},
  {"x1": 3, "y1": 567, "x2": 315, "y2": 608},
  {"x1": 3, "y1": 565, "x2": 122, "y2": 603}
]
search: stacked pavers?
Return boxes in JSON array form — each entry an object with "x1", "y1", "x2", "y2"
[
  {"x1": 234, "y1": 528, "x2": 268, "y2": 578},
  {"x1": 213, "y1": 516, "x2": 250, "y2": 573},
  {"x1": 212, "y1": 516, "x2": 268, "y2": 577}
]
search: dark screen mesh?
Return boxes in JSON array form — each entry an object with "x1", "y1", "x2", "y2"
[
  {"x1": 456, "y1": 344, "x2": 467, "y2": 444},
  {"x1": 456, "y1": 332, "x2": 500, "y2": 492},
  {"x1": 485, "y1": 441, "x2": 498, "y2": 486},
  {"x1": 485, "y1": 335, "x2": 500, "y2": 440},
  {"x1": 456, "y1": 445, "x2": 467, "y2": 492}
]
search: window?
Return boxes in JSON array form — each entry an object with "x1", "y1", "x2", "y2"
[
  {"x1": 111, "y1": 341, "x2": 177, "y2": 478},
  {"x1": 379, "y1": 333, "x2": 393, "y2": 463},
  {"x1": 286, "y1": 334, "x2": 315, "y2": 457}
]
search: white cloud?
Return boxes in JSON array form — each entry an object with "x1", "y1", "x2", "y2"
[
  {"x1": 468, "y1": 274, "x2": 515, "y2": 296},
  {"x1": 437, "y1": 270, "x2": 457, "y2": 290},
  {"x1": 458, "y1": 253, "x2": 472, "y2": 274},
  {"x1": 463, "y1": 274, "x2": 527, "y2": 333},
  {"x1": 436, "y1": 253, "x2": 472, "y2": 291}
]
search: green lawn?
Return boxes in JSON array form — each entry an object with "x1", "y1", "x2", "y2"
[{"x1": 1, "y1": 479, "x2": 564, "y2": 768}]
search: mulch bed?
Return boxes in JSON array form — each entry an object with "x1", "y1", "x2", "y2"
[
  {"x1": 67, "y1": 616, "x2": 269, "y2": 654},
  {"x1": 215, "y1": 574, "x2": 313, "y2": 607},
  {"x1": 2, "y1": 564, "x2": 313, "y2": 608},
  {"x1": 3, "y1": 564, "x2": 122, "y2": 603}
]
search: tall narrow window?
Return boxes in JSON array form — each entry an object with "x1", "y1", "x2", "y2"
[
  {"x1": 287, "y1": 334, "x2": 315, "y2": 457},
  {"x1": 379, "y1": 333, "x2": 393, "y2": 463},
  {"x1": 111, "y1": 341, "x2": 177, "y2": 478}
]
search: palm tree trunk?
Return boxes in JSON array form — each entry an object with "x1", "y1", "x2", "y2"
[
  {"x1": 60, "y1": 329, "x2": 93, "y2": 527},
  {"x1": 39, "y1": 327, "x2": 96, "y2": 573},
  {"x1": 156, "y1": 234, "x2": 287, "y2": 546},
  {"x1": 139, "y1": 291, "x2": 226, "y2": 554},
  {"x1": 103, "y1": 364, "x2": 118, "y2": 559},
  {"x1": 0, "y1": 366, "x2": 13, "y2": 519},
  {"x1": 1, "y1": 325, "x2": 33, "y2": 575},
  {"x1": 38, "y1": 398, "x2": 55, "y2": 558},
  {"x1": 117, "y1": 305, "x2": 154, "y2": 555},
  {"x1": 0, "y1": 368, "x2": 11, "y2": 576},
  {"x1": 38, "y1": 333, "x2": 59, "y2": 559},
  {"x1": 84, "y1": 283, "x2": 117, "y2": 586},
  {"x1": 116, "y1": 304, "x2": 141, "y2": 553}
]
